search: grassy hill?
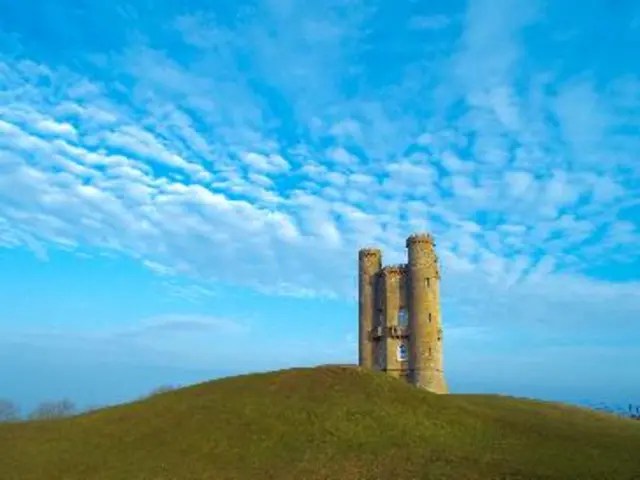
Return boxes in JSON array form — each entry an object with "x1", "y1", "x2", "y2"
[{"x1": 1, "y1": 366, "x2": 639, "y2": 480}]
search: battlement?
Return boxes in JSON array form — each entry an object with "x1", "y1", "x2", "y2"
[
  {"x1": 358, "y1": 248, "x2": 382, "y2": 259},
  {"x1": 405, "y1": 233, "x2": 435, "y2": 247},
  {"x1": 381, "y1": 264, "x2": 407, "y2": 276}
]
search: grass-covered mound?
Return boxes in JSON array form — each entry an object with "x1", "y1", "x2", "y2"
[{"x1": 1, "y1": 365, "x2": 639, "y2": 480}]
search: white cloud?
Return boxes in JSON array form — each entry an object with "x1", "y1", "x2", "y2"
[
  {"x1": 34, "y1": 119, "x2": 77, "y2": 139},
  {"x1": 241, "y1": 152, "x2": 291, "y2": 173},
  {"x1": 126, "y1": 314, "x2": 248, "y2": 336},
  {"x1": 327, "y1": 146, "x2": 359, "y2": 166},
  {"x1": 0, "y1": 0, "x2": 637, "y2": 348}
]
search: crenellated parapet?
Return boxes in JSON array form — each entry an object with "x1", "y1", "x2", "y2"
[
  {"x1": 405, "y1": 233, "x2": 435, "y2": 247},
  {"x1": 359, "y1": 248, "x2": 382, "y2": 259},
  {"x1": 381, "y1": 264, "x2": 407, "y2": 277}
]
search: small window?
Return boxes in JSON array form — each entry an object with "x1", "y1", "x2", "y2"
[
  {"x1": 398, "y1": 308, "x2": 408, "y2": 326},
  {"x1": 424, "y1": 278, "x2": 430, "y2": 289},
  {"x1": 428, "y1": 312, "x2": 432, "y2": 323},
  {"x1": 397, "y1": 343, "x2": 408, "y2": 362}
]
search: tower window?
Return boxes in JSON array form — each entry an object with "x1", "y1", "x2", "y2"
[
  {"x1": 397, "y1": 343, "x2": 408, "y2": 362},
  {"x1": 428, "y1": 312, "x2": 432, "y2": 323},
  {"x1": 398, "y1": 308, "x2": 408, "y2": 326},
  {"x1": 424, "y1": 278, "x2": 430, "y2": 289}
]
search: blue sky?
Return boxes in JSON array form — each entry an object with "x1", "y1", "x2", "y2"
[{"x1": 0, "y1": 0, "x2": 639, "y2": 414}]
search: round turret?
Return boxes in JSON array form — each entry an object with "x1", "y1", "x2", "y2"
[
  {"x1": 358, "y1": 247, "x2": 382, "y2": 370},
  {"x1": 405, "y1": 232, "x2": 447, "y2": 393},
  {"x1": 406, "y1": 233, "x2": 438, "y2": 272}
]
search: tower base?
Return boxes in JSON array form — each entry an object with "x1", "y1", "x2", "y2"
[{"x1": 414, "y1": 371, "x2": 448, "y2": 394}]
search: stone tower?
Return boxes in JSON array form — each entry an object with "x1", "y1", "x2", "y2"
[
  {"x1": 358, "y1": 247, "x2": 381, "y2": 370},
  {"x1": 357, "y1": 233, "x2": 448, "y2": 394}
]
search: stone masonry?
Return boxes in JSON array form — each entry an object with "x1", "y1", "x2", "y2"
[{"x1": 358, "y1": 233, "x2": 448, "y2": 394}]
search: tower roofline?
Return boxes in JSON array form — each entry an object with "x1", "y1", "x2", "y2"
[
  {"x1": 358, "y1": 247, "x2": 382, "y2": 258},
  {"x1": 381, "y1": 264, "x2": 407, "y2": 275},
  {"x1": 406, "y1": 232, "x2": 434, "y2": 247}
]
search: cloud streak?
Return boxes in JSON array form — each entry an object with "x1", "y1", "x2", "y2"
[{"x1": 0, "y1": 0, "x2": 638, "y2": 344}]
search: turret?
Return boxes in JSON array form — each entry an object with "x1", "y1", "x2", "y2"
[
  {"x1": 358, "y1": 248, "x2": 382, "y2": 369},
  {"x1": 406, "y1": 233, "x2": 448, "y2": 393}
]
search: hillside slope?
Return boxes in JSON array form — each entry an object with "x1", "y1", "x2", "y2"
[{"x1": 1, "y1": 366, "x2": 639, "y2": 480}]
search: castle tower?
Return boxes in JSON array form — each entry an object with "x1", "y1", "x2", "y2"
[
  {"x1": 357, "y1": 233, "x2": 447, "y2": 394},
  {"x1": 358, "y1": 248, "x2": 382, "y2": 369},
  {"x1": 380, "y1": 265, "x2": 409, "y2": 380},
  {"x1": 406, "y1": 234, "x2": 447, "y2": 394}
]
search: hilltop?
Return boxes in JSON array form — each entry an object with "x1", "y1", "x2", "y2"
[{"x1": 1, "y1": 365, "x2": 639, "y2": 480}]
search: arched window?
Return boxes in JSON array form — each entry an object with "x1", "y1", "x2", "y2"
[
  {"x1": 398, "y1": 308, "x2": 408, "y2": 326},
  {"x1": 397, "y1": 343, "x2": 408, "y2": 362}
]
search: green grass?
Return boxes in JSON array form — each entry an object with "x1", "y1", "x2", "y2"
[{"x1": 1, "y1": 365, "x2": 639, "y2": 480}]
